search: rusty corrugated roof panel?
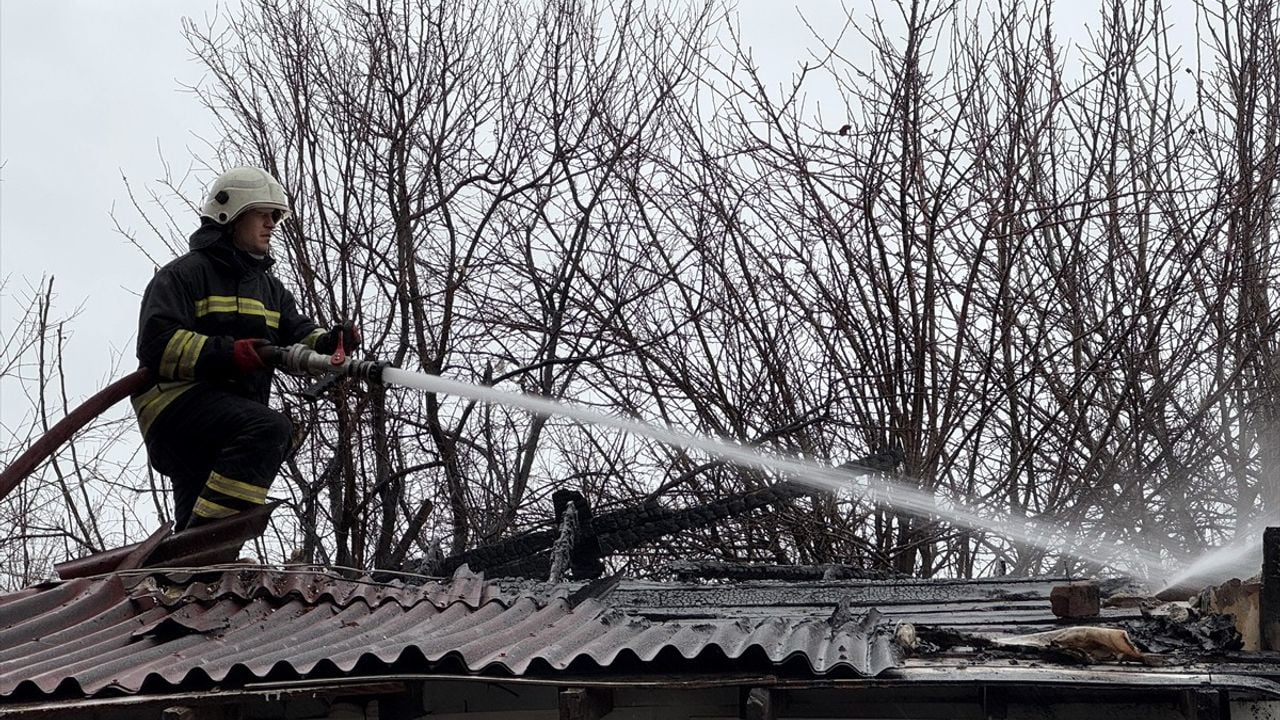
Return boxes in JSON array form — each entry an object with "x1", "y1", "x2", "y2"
[
  {"x1": 0, "y1": 568, "x2": 904, "y2": 700},
  {"x1": 53, "y1": 503, "x2": 279, "y2": 580},
  {"x1": 150, "y1": 567, "x2": 500, "y2": 611}
]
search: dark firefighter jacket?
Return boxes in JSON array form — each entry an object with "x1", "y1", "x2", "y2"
[{"x1": 131, "y1": 220, "x2": 324, "y2": 437}]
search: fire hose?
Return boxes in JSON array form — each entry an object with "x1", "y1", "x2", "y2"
[{"x1": 0, "y1": 345, "x2": 389, "y2": 503}]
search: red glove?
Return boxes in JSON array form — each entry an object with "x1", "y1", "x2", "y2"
[{"x1": 232, "y1": 338, "x2": 268, "y2": 374}]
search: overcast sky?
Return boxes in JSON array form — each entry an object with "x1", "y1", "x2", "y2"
[
  {"x1": 0, "y1": 0, "x2": 1221, "y2": 578},
  {"x1": 2, "y1": 0, "x2": 223, "y2": 421},
  {"x1": 0, "y1": 1, "x2": 1196, "y2": 427},
  {"x1": 0, "y1": 1, "x2": 859, "y2": 414}
]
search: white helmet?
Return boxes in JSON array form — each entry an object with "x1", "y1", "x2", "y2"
[{"x1": 200, "y1": 167, "x2": 291, "y2": 224}]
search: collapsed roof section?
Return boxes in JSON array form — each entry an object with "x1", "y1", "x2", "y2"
[{"x1": 425, "y1": 447, "x2": 907, "y2": 581}]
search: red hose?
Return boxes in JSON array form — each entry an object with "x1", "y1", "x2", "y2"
[{"x1": 0, "y1": 368, "x2": 150, "y2": 502}]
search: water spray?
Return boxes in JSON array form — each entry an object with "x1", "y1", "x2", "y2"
[
  {"x1": 261, "y1": 345, "x2": 1173, "y2": 579},
  {"x1": 0, "y1": 342, "x2": 1200, "y2": 584},
  {"x1": 256, "y1": 346, "x2": 1280, "y2": 585},
  {"x1": 358, "y1": 360, "x2": 1169, "y2": 579}
]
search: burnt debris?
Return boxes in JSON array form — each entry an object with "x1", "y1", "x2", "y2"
[{"x1": 412, "y1": 447, "x2": 905, "y2": 581}]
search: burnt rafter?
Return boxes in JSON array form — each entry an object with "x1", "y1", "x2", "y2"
[{"x1": 432, "y1": 446, "x2": 905, "y2": 579}]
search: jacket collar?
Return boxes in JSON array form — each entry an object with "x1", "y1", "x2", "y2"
[{"x1": 188, "y1": 219, "x2": 276, "y2": 273}]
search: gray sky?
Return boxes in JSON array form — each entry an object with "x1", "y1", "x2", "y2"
[
  {"x1": 0, "y1": 0, "x2": 846, "y2": 413},
  {"x1": 0, "y1": 0, "x2": 1198, "y2": 426},
  {"x1": 2, "y1": 0, "x2": 223, "y2": 414},
  {"x1": 0, "y1": 0, "x2": 1221, "y2": 580}
]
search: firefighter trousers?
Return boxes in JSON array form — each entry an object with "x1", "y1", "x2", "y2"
[{"x1": 144, "y1": 385, "x2": 293, "y2": 531}]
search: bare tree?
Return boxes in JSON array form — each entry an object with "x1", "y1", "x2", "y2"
[
  {"x1": 0, "y1": 277, "x2": 158, "y2": 590},
  {"x1": 178, "y1": 0, "x2": 722, "y2": 569},
  {"x1": 15, "y1": 0, "x2": 1280, "y2": 583}
]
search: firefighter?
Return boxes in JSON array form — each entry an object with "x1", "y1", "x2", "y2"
[{"x1": 132, "y1": 167, "x2": 359, "y2": 530}]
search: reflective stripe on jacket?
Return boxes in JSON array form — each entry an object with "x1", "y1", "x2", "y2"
[{"x1": 132, "y1": 220, "x2": 324, "y2": 436}]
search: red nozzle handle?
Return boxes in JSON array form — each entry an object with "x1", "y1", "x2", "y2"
[{"x1": 330, "y1": 332, "x2": 346, "y2": 365}]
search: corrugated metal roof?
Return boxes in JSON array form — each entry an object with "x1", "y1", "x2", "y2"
[
  {"x1": 53, "y1": 502, "x2": 279, "y2": 580},
  {"x1": 0, "y1": 567, "x2": 905, "y2": 700}
]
